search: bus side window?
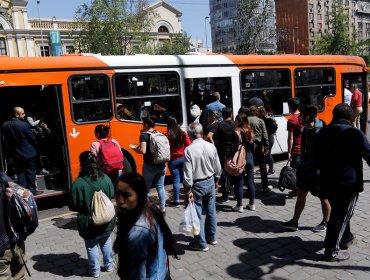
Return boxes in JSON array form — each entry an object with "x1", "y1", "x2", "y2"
[
  {"x1": 294, "y1": 68, "x2": 336, "y2": 111},
  {"x1": 70, "y1": 75, "x2": 112, "y2": 123},
  {"x1": 114, "y1": 72, "x2": 182, "y2": 125},
  {"x1": 240, "y1": 69, "x2": 292, "y2": 115}
]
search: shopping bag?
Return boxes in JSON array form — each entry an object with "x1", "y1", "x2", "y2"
[{"x1": 179, "y1": 202, "x2": 200, "y2": 235}]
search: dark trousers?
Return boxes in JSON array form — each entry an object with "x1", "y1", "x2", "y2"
[
  {"x1": 266, "y1": 134, "x2": 275, "y2": 171},
  {"x1": 253, "y1": 144, "x2": 268, "y2": 189},
  {"x1": 324, "y1": 191, "x2": 358, "y2": 255},
  {"x1": 14, "y1": 157, "x2": 37, "y2": 194}
]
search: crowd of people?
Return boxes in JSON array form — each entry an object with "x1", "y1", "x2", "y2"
[{"x1": 1, "y1": 82, "x2": 369, "y2": 278}]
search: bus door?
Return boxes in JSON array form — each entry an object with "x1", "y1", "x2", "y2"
[
  {"x1": 184, "y1": 77, "x2": 233, "y2": 127},
  {"x1": 0, "y1": 84, "x2": 70, "y2": 197},
  {"x1": 342, "y1": 73, "x2": 368, "y2": 132}
]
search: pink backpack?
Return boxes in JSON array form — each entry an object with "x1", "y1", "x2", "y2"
[
  {"x1": 97, "y1": 139, "x2": 124, "y2": 174},
  {"x1": 224, "y1": 130, "x2": 247, "y2": 176}
]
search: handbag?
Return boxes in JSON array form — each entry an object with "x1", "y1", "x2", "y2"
[{"x1": 277, "y1": 161, "x2": 297, "y2": 192}]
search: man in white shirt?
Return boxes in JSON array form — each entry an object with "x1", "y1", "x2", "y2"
[
  {"x1": 183, "y1": 122, "x2": 221, "y2": 252},
  {"x1": 344, "y1": 83, "x2": 352, "y2": 106}
]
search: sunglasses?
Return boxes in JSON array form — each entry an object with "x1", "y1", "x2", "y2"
[{"x1": 115, "y1": 190, "x2": 132, "y2": 199}]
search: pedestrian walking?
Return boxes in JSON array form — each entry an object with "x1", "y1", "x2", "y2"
[
  {"x1": 280, "y1": 106, "x2": 330, "y2": 232},
  {"x1": 350, "y1": 83, "x2": 363, "y2": 129},
  {"x1": 183, "y1": 122, "x2": 222, "y2": 251},
  {"x1": 315, "y1": 103, "x2": 370, "y2": 261},
  {"x1": 113, "y1": 172, "x2": 176, "y2": 279},
  {"x1": 69, "y1": 151, "x2": 115, "y2": 278},
  {"x1": 164, "y1": 116, "x2": 191, "y2": 207},
  {"x1": 131, "y1": 117, "x2": 167, "y2": 214}
]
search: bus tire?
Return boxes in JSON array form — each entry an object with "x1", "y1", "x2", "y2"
[{"x1": 122, "y1": 150, "x2": 136, "y2": 173}]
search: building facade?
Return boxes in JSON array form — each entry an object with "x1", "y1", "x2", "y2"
[
  {"x1": 0, "y1": 0, "x2": 183, "y2": 57},
  {"x1": 209, "y1": 0, "x2": 276, "y2": 54},
  {"x1": 276, "y1": 0, "x2": 370, "y2": 55}
]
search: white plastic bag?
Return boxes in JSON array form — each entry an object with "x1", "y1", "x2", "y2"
[{"x1": 179, "y1": 202, "x2": 201, "y2": 235}]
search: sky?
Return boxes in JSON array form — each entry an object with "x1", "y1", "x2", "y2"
[{"x1": 26, "y1": 0, "x2": 211, "y2": 45}]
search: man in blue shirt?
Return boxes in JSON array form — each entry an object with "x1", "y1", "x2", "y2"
[{"x1": 202, "y1": 92, "x2": 225, "y2": 126}]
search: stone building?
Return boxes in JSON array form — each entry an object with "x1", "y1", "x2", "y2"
[{"x1": 0, "y1": 0, "x2": 183, "y2": 57}]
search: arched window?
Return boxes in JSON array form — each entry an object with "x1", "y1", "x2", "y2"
[
  {"x1": 158, "y1": 26, "x2": 169, "y2": 33},
  {"x1": 0, "y1": 38, "x2": 7, "y2": 56}
]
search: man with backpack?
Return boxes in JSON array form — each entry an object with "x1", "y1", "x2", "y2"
[
  {"x1": 280, "y1": 106, "x2": 330, "y2": 232},
  {"x1": 0, "y1": 172, "x2": 29, "y2": 280}
]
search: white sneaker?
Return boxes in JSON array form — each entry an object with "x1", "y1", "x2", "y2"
[
  {"x1": 232, "y1": 206, "x2": 244, "y2": 213},
  {"x1": 245, "y1": 204, "x2": 256, "y2": 211}
]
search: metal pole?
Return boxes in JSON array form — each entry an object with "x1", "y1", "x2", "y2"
[
  {"x1": 204, "y1": 16, "x2": 209, "y2": 52},
  {"x1": 37, "y1": 0, "x2": 45, "y2": 56}
]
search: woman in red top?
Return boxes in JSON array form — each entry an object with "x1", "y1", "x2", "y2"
[
  {"x1": 165, "y1": 116, "x2": 191, "y2": 207},
  {"x1": 350, "y1": 83, "x2": 363, "y2": 129}
]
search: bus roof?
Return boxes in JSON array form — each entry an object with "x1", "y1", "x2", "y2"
[{"x1": 0, "y1": 54, "x2": 366, "y2": 72}]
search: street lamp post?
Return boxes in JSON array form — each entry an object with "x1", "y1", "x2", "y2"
[
  {"x1": 204, "y1": 16, "x2": 209, "y2": 52},
  {"x1": 36, "y1": 0, "x2": 45, "y2": 56}
]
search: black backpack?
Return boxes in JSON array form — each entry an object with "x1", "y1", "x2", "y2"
[{"x1": 277, "y1": 163, "x2": 297, "y2": 192}]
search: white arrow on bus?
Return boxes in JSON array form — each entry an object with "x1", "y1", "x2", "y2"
[{"x1": 69, "y1": 128, "x2": 80, "y2": 138}]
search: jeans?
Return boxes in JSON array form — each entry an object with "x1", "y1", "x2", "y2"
[
  {"x1": 253, "y1": 144, "x2": 268, "y2": 190},
  {"x1": 191, "y1": 176, "x2": 217, "y2": 249},
  {"x1": 15, "y1": 157, "x2": 37, "y2": 194},
  {"x1": 84, "y1": 232, "x2": 113, "y2": 277},
  {"x1": 142, "y1": 162, "x2": 166, "y2": 209},
  {"x1": 168, "y1": 158, "x2": 184, "y2": 202},
  {"x1": 231, "y1": 175, "x2": 243, "y2": 207},
  {"x1": 244, "y1": 151, "x2": 255, "y2": 205}
]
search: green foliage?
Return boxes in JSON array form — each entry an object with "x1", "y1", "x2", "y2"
[
  {"x1": 155, "y1": 33, "x2": 191, "y2": 55},
  {"x1": 72, "y1": 0, "x2": 155, "y2": 55},
  {"x1": 235, "y1": 0, "x2": 276, "y2": 54},
  {"x1": 311, "y1": 1, "x2": 368, "y2": 58}
]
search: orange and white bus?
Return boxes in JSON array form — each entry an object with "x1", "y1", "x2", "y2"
[{"x1": 0, "y1": 54, "x2": 367, "y2": 198}]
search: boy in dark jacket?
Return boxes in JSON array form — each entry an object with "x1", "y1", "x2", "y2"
[
  {"x1": 315, "y1": 103, "x2": 370, "y2": 262},
  {"x1": 280, "y1": 106, "x2": 331, "y2": 232}
]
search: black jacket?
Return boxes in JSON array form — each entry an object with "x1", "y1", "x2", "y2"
[{"x1": 315, "y1": 119, "x2": 370, "y2": 197}]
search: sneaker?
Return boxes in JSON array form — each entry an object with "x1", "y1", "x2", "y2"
[
  {"x1": 279, "y1": 219, "x2": 299, "y2": 231},
  {"x1": 33, "y1": 190, "x2": 44, "y2": 196},
  {"x1": 288, "y1": 190, "x2": 297, "y2": 197},
  {"x1": 103, "y1": 266, "x2": 114, "y2": 272},
  {"x1": 161, "y1": 208, "x2": 166, "y2": 216},
  {"x1": 340, "y1": 235, "x2": 356, "y2": 250},
  {"x1": 232, "y1": 206, "x2": 244, "y2": 213},
  {"x1": 208, "y1": 240, "x2": 218, "y2": 246},
  {"x1": 221, "y1": 198, "x2": 230, "y2": 203},
  {"x1": 245, "y1": 204, "x2": 256, "y2": 211},
  {"x1": 39, "y1": 168, "x2": 50, "y2": 175},
  {"x1": 171, "y1": 201, "x2": 180, "y2": 208},
  {"x1": 263, "y1": 185, "x2": 273, "y2": 193},
  {"x1": 267, "y1": 169, "x2": 275, "y2": 175},
  {"x1": 312, "y1": 221, "x2": 327, "y2": 232},
  {"x1": 189, "y1": 242, "x2": 209, "y2": 252},
  {"x1": 323, "y1": 251, "x2": 350, "y2": 262}
]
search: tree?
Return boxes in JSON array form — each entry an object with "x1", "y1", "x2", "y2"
[
  {"x1": 235, "y1": 0, "x2": 276, "y2": 54},
  {"x1": 311, "y1": 1, "x2": 355, "y2": 55},
  {"x1": 72, "y1": 0, "x2": 156, "y2": 55},
  {"x1": 156, "y1": 33, "x2": 191, "y2": 55}
]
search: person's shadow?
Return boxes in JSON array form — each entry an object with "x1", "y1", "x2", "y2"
[
  {"x1": 31, "y1": 253, "x2": 87, "y2": 277},
  {"x1": 219, "y1": 216, "x2": 370, "y2": 279}
]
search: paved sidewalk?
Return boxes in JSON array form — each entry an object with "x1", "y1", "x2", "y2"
[{"x1": 26, "y1": 160, "x2": 370, "y2": 279}]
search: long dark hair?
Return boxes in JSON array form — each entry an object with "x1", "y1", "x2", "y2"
[
  {"x1": 167, "y1": 116, "x2": 185, "y2": 148},
  {"x1": 113, "y1": 172, "x2": 176, "y2": 279},
  {"x1": 78, "y1": 151, "x2": 103, "y2": 181},
  {"x1": 235, "y1": 113, "x2": 254, "y2": 144}
]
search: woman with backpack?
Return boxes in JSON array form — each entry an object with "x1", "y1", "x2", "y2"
[
  {"x1": 131, "y1": 117, "x2": 167, "y2": 214},
  {"x1": 69, "y1": 151, "x2": 115, "y2": 278},
  {"x1": 164, "y1": 116, "x2": 191, "y2": 207},
  {"x1": 258, "y1": 107, "x2": 278, "y2": 175},
  {"x1": 234, "y1": 113, "x2": 256, "y2": 211},
  {"x1": 91, "y1": 124, "x2": 123, "y2": 183},
  {"x1": 114, "y1": 172, "x2": 177, "y2": 279}
]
